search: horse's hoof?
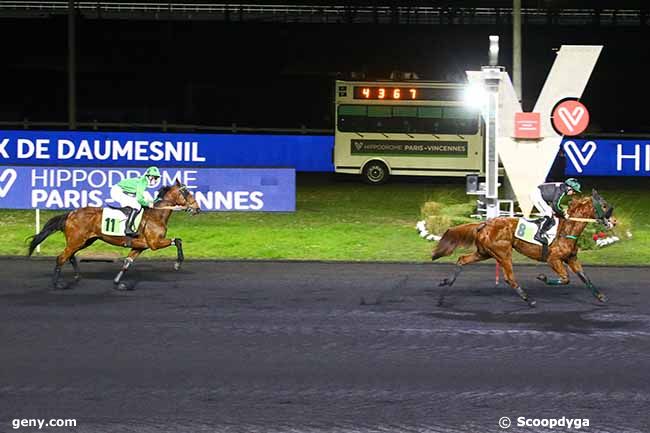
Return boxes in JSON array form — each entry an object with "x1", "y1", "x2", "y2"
[
  {"x1": 438, "y1": 278, "x2": 453, "y2": 287},
  {"x1": 527, "y1": 299, "x2": 537, "y2": 308},
  {"x1": 596, "y1": 293, "x2": 608, "y2": 303},
  {"x1": 53, "y1": 282, "x2": 70, "y2": 290},
  {"x1": 114, "y1": 282, "x2": 132, "y2": 291},
  {"x1": 536, "y1": 274, "x2": 547, "y2": 282},
  {"x1": 174, "y1": 262, "x2": 181, "y2": 271}
]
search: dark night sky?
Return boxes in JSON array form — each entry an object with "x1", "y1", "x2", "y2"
[{"x1": 1, "y1": 12, "x2": 650, "y2": 133}]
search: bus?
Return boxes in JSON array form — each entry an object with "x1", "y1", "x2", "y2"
[{"x1": 334, "y1": 79, "x2": 484, "y2": 184}]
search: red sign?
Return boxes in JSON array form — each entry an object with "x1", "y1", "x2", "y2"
[
  {"x1": 514, "y1": 112, "x2": 541, "y2": 139},
  {"x1": 551, "y1": 100, "x2": 590, "y2": 136}
]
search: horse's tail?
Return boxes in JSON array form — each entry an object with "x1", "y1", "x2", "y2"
[
  {"x1": 27, "y1": 212, "x2": 69, "y2": 256},
  {"x1": 432, "y1": 222, "x2": 482, "y2": 261}
]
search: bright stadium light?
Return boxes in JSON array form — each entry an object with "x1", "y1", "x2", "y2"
[{"x1": 464, "y1": 82, "x2": 488, "y2": 112}]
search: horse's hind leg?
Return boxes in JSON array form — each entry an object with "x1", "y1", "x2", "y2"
[
  {"x1": 499, "y1": 259, "x2": 536, "y2": 308},
  {"x1": 566, "y1": 256, "x2": 607, "y2": 303},
  {"x1": 68, "y1": 238, "x2": 97, "y2": 283},
  {"x1": 486, "y1": 242, "x2": 535, "y2": 307},
  {"x1": 53, "y1": 244, "x2": 81, "y2": 290},
  {"x1": 70, "y1": 256, "x2": 80, "y2": 282},
  {"x1": 438, "y1": 251, "x2": 488, "y2": 306},
  {"x1": 439, "y1": 251, "x2": 487, "y2": 287}
]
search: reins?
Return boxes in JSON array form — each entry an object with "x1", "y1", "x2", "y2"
[
  {"x1": 154, "y1": 205, "x2": 188, "y2": 211},
  {"x1": 568, "y1": 217, "x2": 599, "y2": 223}
]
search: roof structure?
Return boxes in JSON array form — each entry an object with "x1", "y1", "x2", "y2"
[{"x1": 2, "y1": 1, "x2": 648, "y2": 26}]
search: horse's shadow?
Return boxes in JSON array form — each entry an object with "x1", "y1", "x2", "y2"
[{"x1": 426, "y1": 303, "x2": 634, "y2": 334}]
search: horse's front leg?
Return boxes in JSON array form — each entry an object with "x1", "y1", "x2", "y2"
[
  {"x1": 566, "y1": 256, "x2": 607, "y2": 303},
  {"x1": 114, "y1": 248, "x2": 144, "y2": 290},
  {"x1": 536, "y1": 258, "x2": 570, "y2": 286},
  {"x1": 172, "y1": 238, "x2": 184, "y2": 271},
  {"x1": 147, "y1": 237, "x2": 182, "y2": 271}
]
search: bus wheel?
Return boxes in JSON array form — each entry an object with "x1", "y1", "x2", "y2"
[{"x1": 362, "y1": 161, "x2": 389, "y2": 184}]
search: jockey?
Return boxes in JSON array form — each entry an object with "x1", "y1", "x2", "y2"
[
  {"x1": 110, "y1": 166, "x2": 161, "y2": 237},
  {"x1": 530, "y1": 178, "x2": 581, "y2": 245}
]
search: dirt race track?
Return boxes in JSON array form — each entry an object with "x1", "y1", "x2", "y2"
[{"x1": 1, "y1": 258, "x2": 649, "y2": 433}]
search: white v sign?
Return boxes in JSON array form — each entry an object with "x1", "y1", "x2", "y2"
[{"x1": 467, "y1": 45, "x2": 602, "y2": 217}]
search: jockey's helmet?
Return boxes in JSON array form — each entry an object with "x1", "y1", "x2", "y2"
[
  {"x1": 144, "y1": 166, "x2": 161, "y2": 186},
  {"x1": 564, "y1": 178, "x2": 581, "y2": 193}
]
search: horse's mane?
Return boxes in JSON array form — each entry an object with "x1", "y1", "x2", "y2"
[
  {"x1": 569, "y1": 196, "x2": 591, "y2": 209},
  {"x1": 156, "y1": 185, "x2": 174, "y2": 199}
]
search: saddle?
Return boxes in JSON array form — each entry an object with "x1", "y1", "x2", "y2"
[
  {"x1": 101, "y1": 207, "x2": 144, "y2": 236},
  {"x1": 106, "y1": 204, "x2": 131, "y2": 216},
  {"x1": 514, "y1": 217, "x2": 559, "y2": 246}
]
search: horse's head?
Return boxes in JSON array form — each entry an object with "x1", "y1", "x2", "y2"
[
  {"x1": 156, "y1": 180, "x2": 201, "y2": 215},
  {"x1": 570, "y1": 189, "x2": 616, "y2": 229},
  {"x1": 590, "y1": 189, "x2": 616, "y2": 229}
]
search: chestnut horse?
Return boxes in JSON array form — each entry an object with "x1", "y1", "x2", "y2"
[
  {"x1": 432, "y1": 189, "x2": 616, "y2": 307},
  {"x1": 28, "y1": 180, "x2": 200, "y2": 290}
]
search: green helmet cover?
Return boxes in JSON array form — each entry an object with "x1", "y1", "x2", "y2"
[
  {"x1": 565, "y1": 178, "x2": 581, "y2": 193},
  {"x1": 145, "y1": 166, "x2": 161, "y2": 178}
]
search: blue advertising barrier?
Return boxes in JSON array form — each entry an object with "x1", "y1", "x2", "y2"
[
  {"x1": 564, "y1": 138, "x2": 650, "y2": 176},
  {"x1": 0, "y1": 130, "x2": 334, "y2": 172},
  {"x1": 0, "y1": 166, "x2": 295, "y2": 212}
]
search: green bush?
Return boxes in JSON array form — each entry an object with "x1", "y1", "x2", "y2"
[
  {"x1": 420, "y1": 200, "x2": 476, "y2": 235},
  {"x1": 576, "y1": 212, "x2": 632, "y2": 250}
]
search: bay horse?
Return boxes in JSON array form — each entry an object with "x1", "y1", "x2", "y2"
[
  {"x1": 27, "y1": 180, "x2": 200, "y2": 290},
  {"x1": 432, "y1": 189, "x2": 616, "y2": 307}
]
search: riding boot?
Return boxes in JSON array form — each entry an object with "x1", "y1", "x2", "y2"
[
  {"x1": 534, "y1": 216, "x2": 552, "y2": 245},
  {"x1": 124, "y1": 208, "x2": 139, "y2": 237}
]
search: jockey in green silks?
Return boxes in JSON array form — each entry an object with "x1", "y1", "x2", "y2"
[{"x1": 109, "y1": 167, "x2": 161, "y2": 237}]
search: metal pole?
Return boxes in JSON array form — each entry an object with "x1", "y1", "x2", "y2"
[
  {"x1": 35, "y1": 209, "x2": 41, "y2": 254},
  {"x1": 68, "y1": 0, "x2": 76, "y2": 130},
  {"x1": 482, "y1": 35, "x2": 501, "y2": 220},
  {"x1": 513, "y1": 0, "x2": 522, "y2": 102},
  {"x1": 485, "y1": 35, "x2": 503, "y2": 283}
]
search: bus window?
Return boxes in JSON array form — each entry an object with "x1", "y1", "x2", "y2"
[
  {"x1": 367, "y1": 106, "x2": 392, "y2": 132},
  {"x1": 337, "y1": 105, "x2": 367, "y2": 132},
  {"x1": 393, "y1": 106, "x2": 418, "y2": 133},
  {"x1": 443, "y1": 107, "x2": 479, "y2": 135}
]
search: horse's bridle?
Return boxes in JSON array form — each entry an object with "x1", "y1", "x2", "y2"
[
  {"x1": 591, "y1": 195, "x2": 614, "y2": 227},
  {"x1": 177, "y1": 184, "x2": 197, "y2": 214}
]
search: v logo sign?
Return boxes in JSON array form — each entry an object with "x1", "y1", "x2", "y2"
[
  {"x1": 564, "y1": 140, "x2": 597, "y2": 173},
  {"x1": 0, "y1": 168, "x2": 17, "y2": 198},
  {"x1": 466, "y1": 45, "x2": 602, "y2": 217},
  {"x1": 557, "y1": 106, "x2": 585, "y2": 133}
]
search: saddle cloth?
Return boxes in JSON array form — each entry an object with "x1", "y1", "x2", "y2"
[
  {"x1": 101, "y1": 207, "x2": 144, "y2": 236},
  {"x1": 514, "y1": 217, "x2": 559, "y2": 246}
]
